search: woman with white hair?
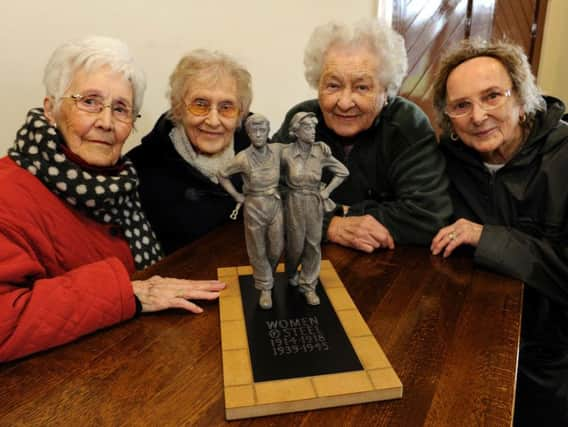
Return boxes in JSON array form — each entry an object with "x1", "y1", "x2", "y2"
[
  {"x1": 0, "y1": 36, "x2": 224, "y2": 362},
  {"x1": 128, "y1": 50, "x2": 253, "y2": 254},
  {"x1": 273, "y1": 19, "x2": 452, "y2": 252}
]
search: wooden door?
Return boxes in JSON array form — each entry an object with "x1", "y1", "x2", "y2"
[
  {"x1": 489, "y1": 0, "x2": 548, "y2": 75},
  {"x1": 392, "y1": 0, "x2": 548, "y2": 126}
]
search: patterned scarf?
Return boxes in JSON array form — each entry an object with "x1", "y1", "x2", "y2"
[
  {"x1": 169, "y1": 124, "x2": 235, "y2": 184},
  {"x1": 8, "y1": 108, "x2": 163, "y2": 270}
]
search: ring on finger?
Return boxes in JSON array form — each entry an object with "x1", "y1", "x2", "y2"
[{"x1": 449, "y1": 231, "x2": 456, "y2": 241}]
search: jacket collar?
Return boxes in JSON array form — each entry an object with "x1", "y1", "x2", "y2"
[{"x1": 289, "y1": 141, "x2": 318, "y2": 158}]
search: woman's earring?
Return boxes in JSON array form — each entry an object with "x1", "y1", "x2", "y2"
[
  {"x1": 519, "y1": 113, "x2": 527, "y2": 123},
  {"x1": 450, "y1": 131, "x2": 459, "y2": 141}
]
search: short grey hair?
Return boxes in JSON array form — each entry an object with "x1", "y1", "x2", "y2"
[
  {"x1": 289, "y1": 111, "x2": 317, "y2": 139},
  {"x1": 244, "y1": 113, "x2": 270, "y2": 132},
  {"x1": 167, "y1": 49, "x2": 252, "y2": 126},
  {"x1": 43, "y1": 36, "x2": 146, "y2": 118},
  {"x1": 433, "y1": 38, "x2": 546, "y2": 134},
  {"x1": 304, "y1": 19, "x2": 408, "y2": 97}
]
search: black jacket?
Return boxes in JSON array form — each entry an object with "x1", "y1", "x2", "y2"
[
  {"x1": 272, "y1": 97, "x2": 452, "y2": 245},
  {"x1": 440, "y1": 96, "x2": 568, "y2": 363},
  {"x1": 127, "y1": 112, "x2": 250, "y2": 254}
]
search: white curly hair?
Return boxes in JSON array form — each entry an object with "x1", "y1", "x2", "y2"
[{"x1": 303, "y1": 19, "x2": 408, "y2": 97}]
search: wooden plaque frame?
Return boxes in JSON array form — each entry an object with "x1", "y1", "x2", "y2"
[{"x1": 218, "y1": 260, "x2": 402, "y2": 420}]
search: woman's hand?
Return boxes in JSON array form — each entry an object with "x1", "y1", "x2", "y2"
[
  {"x1": 131, "y1": 276, "x2": 226, "y2": 314},
  {"x1": 327, "y1": 215, "x2": 395, "y2": 253},
  {"x1": 430, "y1": 218, "x2": 483, "y2": 258}
]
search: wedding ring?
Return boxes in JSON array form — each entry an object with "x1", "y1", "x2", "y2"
[{"x1": 449, "y1": 231, "x2": 456, "y2": 241}]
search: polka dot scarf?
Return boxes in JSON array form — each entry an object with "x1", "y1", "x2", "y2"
[{"x1": 8, "y1": 108, "x2": 163, "y2": 270}]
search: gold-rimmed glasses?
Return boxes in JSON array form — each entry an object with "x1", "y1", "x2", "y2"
[{"x1": 186, "y1": 99, "x2": 239, "y2": 119}]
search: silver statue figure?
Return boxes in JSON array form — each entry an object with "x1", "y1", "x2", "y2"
[
  {"x1": 281, "y1": 112, "x2": 349, "y2": 305},
  {"x1": 218, "y1": 114, "x2": 284, "y2": 309}
]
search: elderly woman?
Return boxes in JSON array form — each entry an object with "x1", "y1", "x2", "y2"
[
  {"x1": 273, "y1": 19, "x2": 452, "y2": 252},
  {"x1": 0, "y1": 37, "x2": 224, "y2": 363},
  {"x1": 127, "y1": 50, "x2": 252, "y2": 254},
  {"x1": 430, "y1": 39, "x2": 568, "y2": 426}
]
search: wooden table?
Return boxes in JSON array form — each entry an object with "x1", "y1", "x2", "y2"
[{"x1": 0, "y1": 221, "x2": 522, "y2": 426}]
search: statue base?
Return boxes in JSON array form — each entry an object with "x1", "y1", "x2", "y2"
[{"x1": 218, "y1": 260, "x2": 402, "y2": 420}]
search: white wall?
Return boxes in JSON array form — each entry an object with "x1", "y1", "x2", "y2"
[
  {"x1": 0, "y1": 0, "x2": 375, "y2": 155},
  {"x1": 538, "y1": 0, "x2": 568, "y2": 104}
]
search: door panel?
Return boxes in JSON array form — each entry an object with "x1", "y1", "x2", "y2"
[
  {"x1": 491, "y1": 0, "x2": 535, "y2": 53},
  {"x1": 469, "y1": 0, "x2": 495, "y2": 38},
  {"x1": 392, "y1": 0, "x2": 548, "y2": 127},
  {"x1": 394, "y1": 0, "x2": 469, "y2": 127}
]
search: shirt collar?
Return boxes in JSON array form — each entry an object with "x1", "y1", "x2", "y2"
[{"x1": 290, "y1": 141, "x2": 317, "y2": 158}]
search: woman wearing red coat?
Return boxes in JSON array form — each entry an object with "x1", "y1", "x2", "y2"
[{"x1": 0, "y1": 36, "x2": 224, "y2": 362}]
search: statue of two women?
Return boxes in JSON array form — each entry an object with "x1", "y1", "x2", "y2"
[{"x1": 218, "y1": 112, "x2": 348, "y2": 309}]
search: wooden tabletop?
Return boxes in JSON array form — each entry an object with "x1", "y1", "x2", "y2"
[{"x1": 0, "y1": 220, "x2": 522, "y2": 426}]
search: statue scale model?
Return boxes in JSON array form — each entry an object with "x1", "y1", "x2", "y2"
[
  {"x1": 281, "y1": 112, "x2": 349, "y2": 306},
  {"x1": 219, "y1": 112, "x2": 348, "y2": 309},
  {"x1": 218, "y1": 114, "x2": 284, "y2": 309}
]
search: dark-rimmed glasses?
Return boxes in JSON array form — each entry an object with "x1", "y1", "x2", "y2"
[
  {"x1": 445, "y1": 89, "x2": 512, "y2": 118},
  {"x1": 63, "y1": 94, "x2": 139, "y2": 123}
]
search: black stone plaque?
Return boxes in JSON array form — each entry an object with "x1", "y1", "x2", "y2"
[{"x1": 239, "y1": 272, "x2": 363, "y2": 382}]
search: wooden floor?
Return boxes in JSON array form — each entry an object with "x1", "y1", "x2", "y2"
[{"x1": 219, "y1": 260, "x2": 402, "y2": 420}]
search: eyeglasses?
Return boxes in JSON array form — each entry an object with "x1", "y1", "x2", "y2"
[
  {"x1": 186, "y1": 99, "x2": 239, "y2": 119},
  {"x1": 63, "y1": 94, "x2": 139, "y2": 124},
  {"x1": 445, "y1": 89, "x2": 512, "y2": 118}
]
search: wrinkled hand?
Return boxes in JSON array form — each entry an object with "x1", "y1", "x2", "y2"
[
  {"x1": 132, "y1": 275, "x2": 226, "y2": 314},
  {"x1": 430, "y1": 218, "x2": 483, "y2": 258},
  {"x1": 327, "y1": 215, "x2": 395, "y2": 253}
]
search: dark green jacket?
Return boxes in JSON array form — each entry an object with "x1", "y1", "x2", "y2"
[
  {"x1": 440, "y1": 96, "x2": 568, "y2": 349},
  {"x1": 272, "y1": 97, "x2": 452, "y2": 245}
]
